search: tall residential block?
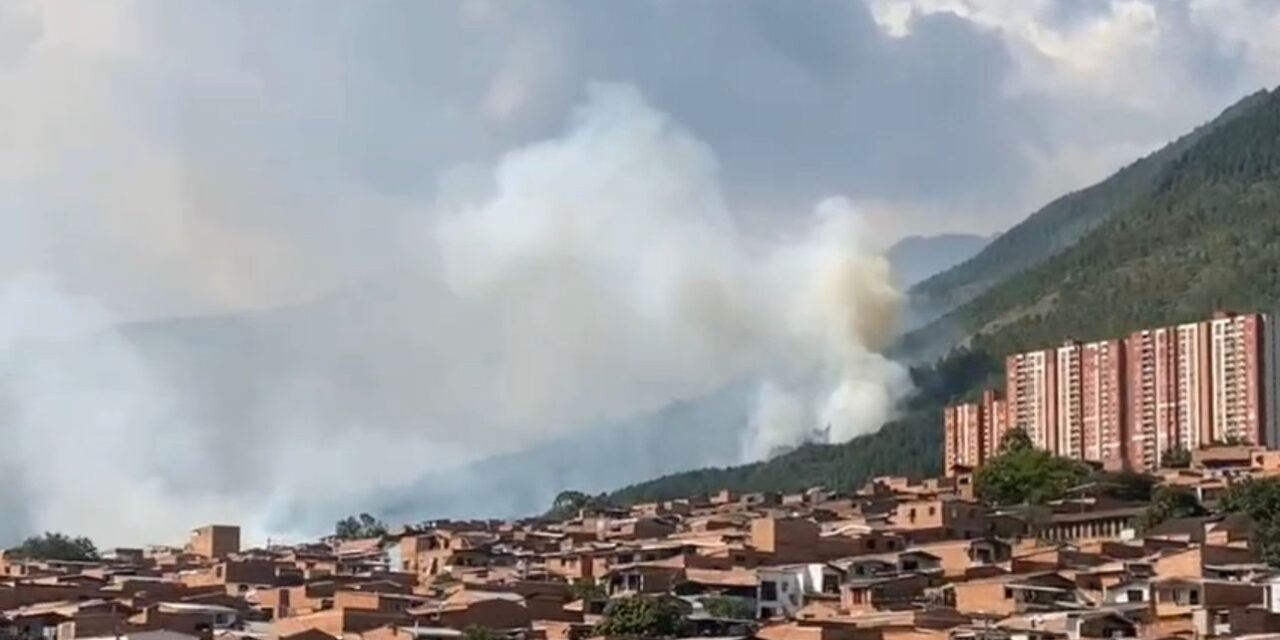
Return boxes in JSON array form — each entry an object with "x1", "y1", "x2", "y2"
[
  {"x1": 949, "y1": 310, "x2": 1275, "y2": 474},
  {"x1": 1006, "y1": 349, "x2": 1057, "y2": 454},
  {"x1": 982, "y1": 389, "x2": 1009, "y2": 453},
  {"x1": 1208, "y1": 312, "x2": 1265, "y2": 445},
  {"x1": 943, "y1": 402, "x2": 985, "y2": 476},
  {"x1": 1080, "y1": 339, "x2": 1127, "y2": 465},
  {"x1": 1054, "y1": 342, "x2": 1083, "y2": 459}
]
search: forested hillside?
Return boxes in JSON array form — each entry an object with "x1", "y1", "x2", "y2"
[
  {"x1": 906, "y1": 89, "x2": 1270, "y2": 345},
  {"x1": 605, "y1": 86, "x2": 1280, "y2": 505},
  {"x1": 939, "y1": 85, "x2": 1280, "y2": 359},
  {"x1": 606, "y1": 349, "x2": 999, "y2": 504}
]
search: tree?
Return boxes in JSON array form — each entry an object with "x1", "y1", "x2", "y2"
[
  {"x1": 975, "y1": 442, "x2": 1090, "y2": 506},
  {"x1": 462, "y1": 627, "x2": 501, "y2": 640},
  {"x1": 569, "y1": 579, "x2": 606, "y2": 603},
  {"x1": 334, "y1": 513, "x2": 387, "y2": 539},
  {"x1": 700, "y1": 595, "x2": 755, "y2": 620},
  {"x1": 998, "y1": 428, "x2": 1033, "y2": 454},
  {"x1": 1221, "y1": 478, "x2": 1280, "y2": 567},
  {"x1": 1141, "y1": 486, "x2": 1207, "y2": 530},
  {"x1": 9, "y1": 532, "x2": 99, "y2": 561},
  {"x1": 595, "y1": 596, "x2": 688, "y2": 638},
  {"x1": 1091, "y1": 471, "x2": 1156, "y2": 502},
  {"x1": 1161, "y1": 446, "x2": 1192, "y2": 469},
  {"x1": 1214, "y1": 434, "x2": 1250, "y2": 446},
  {"x1": 547, "y1": 490, "x2": 591, "y2": 520}
]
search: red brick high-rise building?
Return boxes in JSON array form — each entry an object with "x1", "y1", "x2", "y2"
[
  {"x1": 943, "y1": 403, "x2": 984, "y2": 476},
  {"x1": 982, "y1": 389, "x2": 1009, "y2": 453},
  {"x1": 1208, "y1": 312, "x2": 1265, "y2": 445},
  {"x1": 1006, "y1": 349, "x2": 1057, "y2": 454},
  {"x1": 1080, "y1": 339, "x2": 1127, "y2": 466},
  {"x1": 945, "y1": 311, "x2": 1273, "y2": 475},
  {"x1": 1053, "y1": 341, "x2": 1083, "y2": 459}
]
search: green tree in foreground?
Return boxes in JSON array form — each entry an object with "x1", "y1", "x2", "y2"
[
  {"x1": 9, "y1": 532, "x2": 99, "y2": 561},
  {"x1": 998, "y1": 428, "x2": 1034, "y2": 454},
  {"x1": 334, "y1": 513, "x2": 388, "y2": 539},
  {"x1": 700, "y1": 595, "x2": 755, "y2": 620},
  {"x1": 569, "y1": 579, "x2": 607, "y2": 603},
  {"x1": 1141, "y1": 486, "x2": 1207, "y2": 530},
  {"x1": 976, "y1": 429, "x2": 1091, "y2": 506},
  {"x1": 462, "y1": 626, "x2": 502, "y2": 640},
  {"x1": 1221, "y1": 478, "x2": 1280, "y2": 567},
  {"x1": 595, "y1": 596, "x2": 688, "y2": 638},
  {"x1": 1161, "y1": 446, "x2": 1192, "y2": 469}
]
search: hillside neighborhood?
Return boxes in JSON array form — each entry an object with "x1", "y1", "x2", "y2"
[{"x1": 7, "y1": 444, "x2": 1280, "y2": 640}]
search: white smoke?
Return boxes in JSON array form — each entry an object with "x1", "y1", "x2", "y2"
[
  {"x1": 0, "y1": 16, "x2": 908, "y2": 547},
  {"x1": 427, "y1": 84, "x2": 909, "y2": 459}
]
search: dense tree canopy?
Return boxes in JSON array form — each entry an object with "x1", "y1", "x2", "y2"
[
  {"x1": 8, "y1": 532, "x2": 99, "y2": 561},
  {"x1": 975, "y1": 430, "x2": 1091, "y2": 506},
  {"x1": 1141, "y1": 486, "x2": 1207, "y2": 530},
  {"x1": 1221, "y1": 478, "x2": 1280, "y2": 567},
  {"x1": 595, "y1": 596, "x2": 688, "y2": 638},
  {"x1": 1161, "y1": 447, "x2": 1192, "y2": 469},
  {"x1": 334, "y1": 513, "x2": 388, "y2": 539},
  {"x1": 700, "y1": 596, "x2": 755, "y2": 621}
]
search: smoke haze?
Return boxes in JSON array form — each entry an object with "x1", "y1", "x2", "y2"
[{"x1": 0, "y1": 80, "x2": 908, "y2": 546}]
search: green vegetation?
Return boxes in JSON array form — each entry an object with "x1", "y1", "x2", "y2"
[
  {"x1": 1090, "y1": 471, "x2": 1157, "y2": 502},
  {"x1": 700, "y1": 595, "x2": 755, "y2": 621},
  {"x1": 334, "y1": 513, "x2": 388, "y2": 539},
  {"x1": 1141, "y1": 486, "x2": 1207, "y2": 530},
  {"x1": 606, "y1": 87, "x2": 1280, "y2": 507},
  {"x1": 8, "y1": 532, "x2": 99, "y2": 562},
  {"x1": 1221, "y1": 478, "x2": 1280, "y2": 567},
  {"x1": 1161, "y1": 447, "x2": 1192, "y2": 469},
  {"x1": 974, "y1": 429, "x2": 1092, "y2": 505},
  {"x1": 607, "y1": 348, "x2": 999, "y2": 504},
  {"x1": 907, "y1": 88, "x2": 1271, "y2": 343},
  {"x1": 569, "y1": 579, "x2": 607, "y2": 603},
  {"x1": 462, "y1": 626, "x2": 502, "y2": 640},
  {"x1": 912, "y1": 87, "x2": 1280, "y2": 361},
  {"x1": 546, "y1": 490, "x2": 616, "y2": 521},
  {"x1": 595, "y1": 596, "x2": 689, "y2": 637}
]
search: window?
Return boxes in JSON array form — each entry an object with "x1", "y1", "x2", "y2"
[
  {"x1": 902, "y1": 560, "x2": 918, "y2": 572},
  {"x1": 867, "y1": 539, "x2": 877, "y2": 551},
  {"x1": 851, "y1": 590, "x2": 865, "y2": 604},
  {"x1": 1127, "y1": 590, "x2": 1144, "y2": 603},
  {"x1": 1189, "y1": 589, "x2": 1201, "y2": 606},
  {"x1": 760, "y1": 581, "x2": 778, "y2": 600},
  {"x1": 928, "y1": 506, "x2": 936, "y2": 516},
  {"x1": 760, "y1": 607, "x2": 776, "y2": 619}
]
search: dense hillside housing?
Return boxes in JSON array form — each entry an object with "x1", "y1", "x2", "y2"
[{"x1": 9, "y1": 452, "x2": 1280, "y2": 640}]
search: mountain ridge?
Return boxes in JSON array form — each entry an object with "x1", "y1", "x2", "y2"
[{"x1": 603, "y1": 85, "x2": 1280, "y2": 505}]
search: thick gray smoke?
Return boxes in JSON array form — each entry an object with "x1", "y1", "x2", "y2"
[
  {"x1": 0, "y1": 84, "x2": 908, "y2": 547},
  {"x1": 0, "y1": 2, "x2": 921, "y2": 547}
]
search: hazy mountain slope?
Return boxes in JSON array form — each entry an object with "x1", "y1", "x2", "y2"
[
  {"x1": 942, "y1": 85, "x2": 1280, "y2": 358},
  {"x1": 887, "y1": 233, "x2": 992, "y2": 288},
  {"x1": 108, "y1": 271, "x2": 754, "y2": 529},
  {"x1": 606, "y1": 87, "x2": 1280, "y2": 504},
  {"x1": 906, "y1": 90, "x2": 1271, "y2": 334}
]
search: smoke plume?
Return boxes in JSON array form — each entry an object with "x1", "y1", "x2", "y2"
[{"x1": 1, "y1": 65, "x2": 907, "y2": 544}]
